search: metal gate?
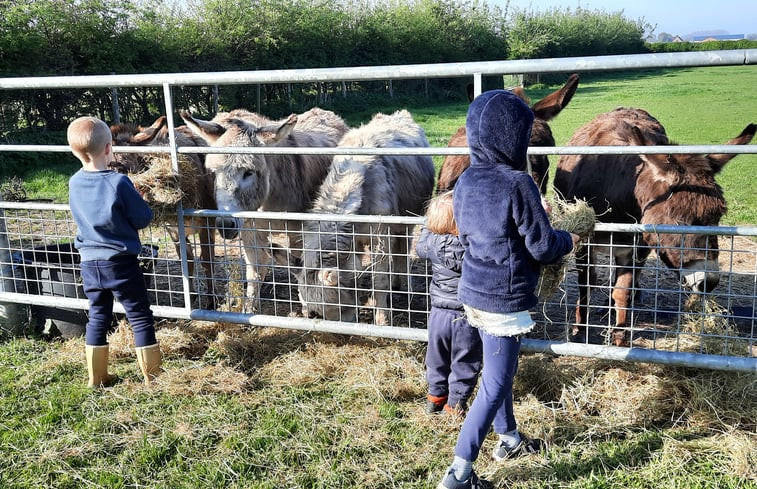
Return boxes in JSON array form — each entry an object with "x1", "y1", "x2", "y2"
[{"x1": 1, "y1": 50, "x2": 756, "y2": 371}]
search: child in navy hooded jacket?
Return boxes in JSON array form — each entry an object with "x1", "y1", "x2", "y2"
[
  {"x1": 437, "y1": 91, "x2": 578, "y2": 489},
  {"x1": 416, "y1": 190, "x2": 482, "y2": 416}
]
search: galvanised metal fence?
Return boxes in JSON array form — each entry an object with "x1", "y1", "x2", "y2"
[{"x1": 1, "y1": 50, "x2": 756, "y2": 372}]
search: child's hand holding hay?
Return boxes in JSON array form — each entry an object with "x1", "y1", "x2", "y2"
[
  {"x1": 537, "y1": 197, "x2": 596, "y2": 301},
  {"x1": 126, "y1": 154, "x2": 202, "y2": 221}
]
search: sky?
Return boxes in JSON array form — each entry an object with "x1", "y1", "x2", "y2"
[{"x1": 488, "y1": 0, "x2": 757, "y2": 37}]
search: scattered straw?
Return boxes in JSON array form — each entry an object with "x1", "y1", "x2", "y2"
[
  {"x1": 537, "y1": 197, "x2": 596, "y2": 300},
  {"x1": 678, "y1": 293, "x2": 752, "y2": 356},
  {"x1": 156, "y1": 362, "x2": 250, "y2": 396},
  {"x1": 128, "y1": 153, "x2": 202, "y2": 218}
]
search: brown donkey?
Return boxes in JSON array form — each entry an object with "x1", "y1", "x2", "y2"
[{"x1": 555, "y1": 108, "x2": 755, "y2": 346}]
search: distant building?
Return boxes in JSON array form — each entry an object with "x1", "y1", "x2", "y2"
[
  {"x1": 672, "y1": 35, "x2": 685, "y2": 42},
  {"x1": 692, "y1": 34, "x2": 746, "y2": 42}
]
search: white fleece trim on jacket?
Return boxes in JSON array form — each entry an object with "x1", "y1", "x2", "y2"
[{"x1": 463, "y1": 305, "x2": 535, "y2": 337}]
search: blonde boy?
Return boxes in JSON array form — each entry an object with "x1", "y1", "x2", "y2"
[{"x1": 67, "y1": 116, "x2": 161, "y2": 387}]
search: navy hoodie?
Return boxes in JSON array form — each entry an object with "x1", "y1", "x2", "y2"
[{"x1": 453, "y1": 90, "x2": 573, "y2": 313}]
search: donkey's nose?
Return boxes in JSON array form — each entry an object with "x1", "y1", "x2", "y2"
[
  {"x1": 216, "y1": 217, "x2": 239, "y2": 240},
  {"x1": 683, "y1": 270, "x2": 720, "y2": 293}
]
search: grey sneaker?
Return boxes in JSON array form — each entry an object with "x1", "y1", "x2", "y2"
[
  {"x1": 436, "y1": 468, "x2": 492, "y2": 489},
  {"x1": 492, "y1": 433, "x2": 545, "y2": 461}
]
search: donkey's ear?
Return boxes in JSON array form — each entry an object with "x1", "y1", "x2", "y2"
[
  {"x1": 511, "y1": 86, "x2": 530, "y2": 104},
  {"x1": 708, "y1": 123, "x2": 756, "y2": 173},
  {"x1": 132, "y1": 115, "x2": 168, "y2": 144},
  {"x1": 629, "y1": 125, "x2": 651, "y2": 147},
  {"x1": 180, "y1": 110, "x2": 226, "y2": 143},
  {"x1": 256, "y1": 114, "x2": 297, "y2": 145},
  {"x1": 317, "y1": 268, "x2": 339, "y2": 287},
  {"x1": 145, "y1": 115, "x2": 167, "y2": 131},
  {"x1": 130, "y1": 124, "x2": 165, "y2": 146},
  {"x1": 531, "y1": 73, "x2": 579, "y2": 121}
]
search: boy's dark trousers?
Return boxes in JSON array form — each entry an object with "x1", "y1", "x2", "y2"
[
  {"x1": 425, "y1": 307, "x2": 483, "y2": 408},
  {"x1": 80, "y1": 255, "x2": 156, "y2": 347}
]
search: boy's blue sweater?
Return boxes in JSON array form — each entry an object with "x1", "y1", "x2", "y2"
[
  {"x1": 68, "y1": 169, "x2": 153, "y2": 261},
  {"x1": 453, "y1": 90, "x2": 573, "y2": 313}
]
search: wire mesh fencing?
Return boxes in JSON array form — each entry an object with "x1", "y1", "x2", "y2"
[{"x1": 1, "y1": 203, "x2": 755, "y2": 370}]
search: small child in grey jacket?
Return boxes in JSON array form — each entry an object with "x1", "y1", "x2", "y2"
[{"x1": 416, "y1": 190, "x2": 482, "y2": 415}]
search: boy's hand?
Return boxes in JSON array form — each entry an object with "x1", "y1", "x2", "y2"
[
  {"x1": 134, "y1": 183, "x2": 147, "y2": 199},
  {"x1": 570, "y1": 233, "x2": 581, "y2": 247}
]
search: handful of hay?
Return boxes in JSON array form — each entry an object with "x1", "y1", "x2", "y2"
[
  {"x1": 127, "y1": 153, "x2": 202, "y2": 218},
  {"x1": 537, "y1": 197, "x2": 596, "y2": 300}
]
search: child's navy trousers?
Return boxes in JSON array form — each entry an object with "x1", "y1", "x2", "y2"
[
  {"x1": 454, "y1": 332, "x2": 521, "y2": 461},
  {"x1": 425, "y1": 307, "x2": 482, "y2": 408},
  {"x1": 80, "y1": 255, "x2": 156, "y2": 347}
]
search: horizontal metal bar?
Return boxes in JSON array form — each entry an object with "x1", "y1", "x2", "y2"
[
  {"x1": 2, "y1": 50, "x2": 755, "y2": 89},
  {"x1": 2, "y1": 201, "x2": 757, "y2": 237},
  {"x1": 1, "y1": 144, "x2": 756, "y2": 156},
  {"x1": 522, "y1": 338, "x2": 757, "y2": 372},
  {"x1": 594, "y1": 223, "x2": 757, "y2": 236},
  {"x1": 0, "y1": 201, "x2": 69, "y2": 211},
  {"x1": 184, "y1": 208, "x2": 427, "y2": 224},
  {"x1": 0, "y1": 292, "x2": 189, "y2": 319},
  {"x1": 183, "y1": 209, "x2": 757, "y2": 237},
  {"x1": 190, "y1": 309, "x2": 428, "y2": 341}
]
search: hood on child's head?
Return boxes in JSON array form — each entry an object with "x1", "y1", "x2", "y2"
[{"x1": 465, "y1": 90, "x2": 534, "y2": 171}]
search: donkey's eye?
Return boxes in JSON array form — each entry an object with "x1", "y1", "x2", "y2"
[{"x1": 242, "y1": 170, "x2": 254, "y2": 179}]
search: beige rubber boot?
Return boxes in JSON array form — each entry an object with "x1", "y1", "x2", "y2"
[
  {"x1": 135, "y1": 343, "x2": 162, "y2": 386},
  {"x1": 86, "y1": 344, "x2": 117, "y2": 388}
]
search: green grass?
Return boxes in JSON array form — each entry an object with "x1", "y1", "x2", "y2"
[
  {"x1": 0, "y1": 329, "x2": 755, "y2": 489},
  {"x1": 6, "y1": 66, "x2": 756, "y2": 223},
  {"x1": 337, "y1": 65, "x2": 757, "y2": 225}
]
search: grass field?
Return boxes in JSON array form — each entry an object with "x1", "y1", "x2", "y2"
[
  {"x1": 1, "y1": 323, "x2": 755, "y2": 489},
  {"x1": 344, "y1": 65, "x2": 757, "y2": 225},
  {"x1": 1, "y1": 66, "x2": 756, "y2": 489},
  {"x1": 14, "y1": 65, "x2": 757, "y2": 224}
]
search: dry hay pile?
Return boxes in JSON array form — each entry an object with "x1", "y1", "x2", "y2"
[
  {"x1": 537, "y1": 197, "x2": 596, "y2": 300},
  {"x1": 127, "y1": 153, "x2": 202, "y2": 219},
  {"x1": 669, "y1": 294, "x2": 751, "y2": 356},
  {"x1": 632, "y1": 293, "x2": 754, "y2": 356},
  {"x1": 511, "y1": 353, "x2": 757, "y2": 433}
]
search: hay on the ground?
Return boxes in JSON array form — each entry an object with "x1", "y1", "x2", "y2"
[
  {"x1": 127, "y1": 153, "x2": 202, "y2": 217},
  {"x1": 537, "y1": 197, "x2": 596, "y2": 300}
]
